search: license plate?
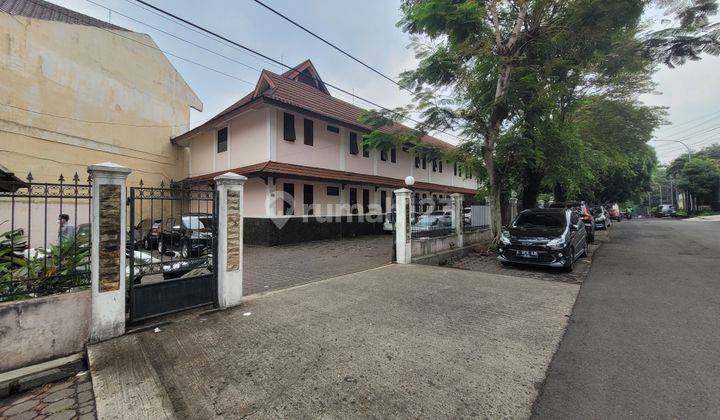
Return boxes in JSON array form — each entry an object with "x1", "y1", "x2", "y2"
[{"x1": 518, "y1": 250, "x2": 538, "y2": 258}]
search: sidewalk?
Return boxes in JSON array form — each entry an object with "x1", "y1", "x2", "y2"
[{"x1": 88, "y1": 264, "x2": 578, "y2": 419}]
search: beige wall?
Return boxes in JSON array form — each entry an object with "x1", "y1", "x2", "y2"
[
  {"x1": 187, "y1": 109, "x2": 268, "y2": 177},
  {"x1": 0, "y1": 14, "x2": 201, "y2": 186},
  {"x1": 276, "y1": 111, "x2": 341, "y2": 170}
]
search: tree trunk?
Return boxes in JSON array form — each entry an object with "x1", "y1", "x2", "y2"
[
  {"x1": 554, "y1": 182, "x2": 566, "y2": 203},
  {"x1": 521, "y1": 168, "x2": 543, "y2": 209}
]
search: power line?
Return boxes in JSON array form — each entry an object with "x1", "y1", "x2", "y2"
[
  {"x1": 18, "y1": 0, "x2": 256, "y2": 87},
  {"x1": 120, "y1": 0, "x2": 282, "y2": 72},
  {"x1": 86, "y1": 0, "x2": 261, "y2": 74},
  {"x1": 251, "y1": 0, "x2": 405, "y2": 90},
  {"x1": 131, "y1": 0, "x2": 463, "y2": 143},
  {"x1": 0, "y1": 102, "x2": 210, "y2": 128}
]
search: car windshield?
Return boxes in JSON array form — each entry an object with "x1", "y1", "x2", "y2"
[
  {"x1": 182, "y1": 215, "x2": 211, "y2": 229},
  {"x1": 513, "y1": 212, "x2": 566, "y2": 228},
  {"x1": 590, "y1": 206, "x2": 604, "y2": 215},
  {"x1": 429, "y1": 211, "x2": 447, "y2": 216}
]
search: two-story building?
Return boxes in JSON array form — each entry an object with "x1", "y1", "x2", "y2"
[{"x1": 174, "y1": 61, "x2": 478, "y2": 237}]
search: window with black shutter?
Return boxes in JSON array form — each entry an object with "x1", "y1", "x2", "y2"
[
  {"x1": 422, "y1": 158, "x2": 427, "y2": 169},
  {"x1": 327, "y1": 186, "x2": 340, "y2": 196},
  {"x1": 380, "y1": 150, "x2": 388, "y2": 161},
  {"x1": 349, "y1": 132, "x2": 359, "y2": 155},
  {"x1": 303, "y1": 184, "x2": 314, "y2": 215},
  {"x1": 381, "y1": 190, "x2": 387, "y2": 214},
  {"x1": 283, "y1": 183, "x2": 295, "y2": 215},
  {"x1": 415, "y1": 157, "x2": 420, "y2": 168},
  {"x1": 327, "y1": 125, "x2": 340, "y2": 133},
  {"x1": 458, "y1": 166, "x2": 463, "y2": 177},
  {"x1": 362, "y1": 189, "x2": 370, "y2": 214},
  {"x1": 362, "y1": 144, "x2": 370, "y2": 158},
  {"x1": 283, "y1": 113, "x2": 295, "y2": 141},
  {"x1": 390, "y1": 147, "x2": 397, "y2": 163},
  {"x1": 303, "y1": 119, "x2": 313, "y2": 146},
  {"x1": 454, "y1": 163, "x2": 458, "y2": 176},
  {"x1": 349, "y1": 188, "x2": 358, "y2": 214},
  {"x1": 439, "y1": 161, "x2": 444, "y2": 173},
  {"x1": 217, "y1": 127, "x2": 228, "y2": 153},
  {"x1": 432, "y1": 160, "x2": 437, "y2": 172}
]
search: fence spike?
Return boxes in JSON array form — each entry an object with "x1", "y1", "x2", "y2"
[
  {"x1": 26, "y1": 172, "x2": 33, "y2": 182},
  {"x1": 58, "y1": 173, "x2": 65, "y2": 183},
  {"x1": 160, "y1": 180, "x2": 165, "y2": 188},
  {"x1": 139, "y1": 178, "x2": 144, "y2": 187},
  {"x1": 73, "y1": 172, "x2": 80, "y2": 184}
]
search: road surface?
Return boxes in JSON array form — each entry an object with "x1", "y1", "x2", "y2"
[{"x1": 533, "y1": 217, "x2": 720, "y2": 418}]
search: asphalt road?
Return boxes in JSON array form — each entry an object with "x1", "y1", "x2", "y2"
[{"x1": 532, "y1": 217, "x2": 720, "y2": 419}]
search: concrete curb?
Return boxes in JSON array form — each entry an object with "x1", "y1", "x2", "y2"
[{"x1": 0, "y1": 353, "x2": 85, "y2": 398}]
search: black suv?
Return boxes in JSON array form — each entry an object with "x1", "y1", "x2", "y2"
[
  {"x1": 158, "y1": 214, "x2": 214, "y2": 258},
  {"x1": 497, "y1": 208, "x2": 588, "y2": 271}
]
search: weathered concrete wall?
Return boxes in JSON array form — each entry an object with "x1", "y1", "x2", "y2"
[
  {"x1": 411, "y1": 229, "x2": 491, "y2": 259},
  {"x1": 0, "y1": 291, "x2": 91, "y2": 373},
  {"x1": 0, "y1": 13, "x2": 202, "y2": 186},
  {"x1": 464, "y1": 228, "x2": 492, "y2": 245},
  {"x1": 412, "y1": 233, "x2": 461, "y2": 258}
]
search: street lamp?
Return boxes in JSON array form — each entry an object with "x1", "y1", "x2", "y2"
[{"x1": 404, "y1": 176, "x2": 415, "y2": 188}]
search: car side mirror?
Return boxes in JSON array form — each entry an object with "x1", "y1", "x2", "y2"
[{"x1": 570, "y1": 224, "x2": 578, "y2": 231}]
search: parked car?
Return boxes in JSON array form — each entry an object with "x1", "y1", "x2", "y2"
[
  {"x1": 130, "y1": 218, "x2": 162, "y2": 250},
  {"x1": 158, "y1": 214, "x2": 214, "y2": 258},
  {"x1": 655, "y1": 204, "x2": 676, "y2": 217},
  {"x1": 590, "y1": 205, "x2": 611, "y2": 230},
  {"x1": 413, "y1": 210, "x2": 452, "y2": 232},
  {"x1": 497, "y1": 208, "x2": 588, "y2": 271},
  {"x1": 550, "y1": 201, "x2": 595, "y2": 243},
  {"x1": 607, "y1": 204, "x2": 622, "y2": 222}
]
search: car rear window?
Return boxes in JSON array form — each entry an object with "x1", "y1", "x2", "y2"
[{"x1": 513, "y1": 212, "x2": 566, "y2": 228}]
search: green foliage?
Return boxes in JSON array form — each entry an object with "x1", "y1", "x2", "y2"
[
  {"x1": 0, "y1": 228, "x2": 90, "y2": 302},
  {"x1": 675, "y1": 157, "x2": 720, "y2": 203}
]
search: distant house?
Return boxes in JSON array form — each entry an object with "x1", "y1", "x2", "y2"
[
  {"x1": 174, "y1": 60, "x2": 478, "y2": 218},
  {"x1": 0, "y1": 0, "x2": 202, "y2": 185}
]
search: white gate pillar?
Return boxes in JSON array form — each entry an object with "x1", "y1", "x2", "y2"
[
  {"x1": 450, "y1": 193, "x2": 464, "y2": 248},
  {"x1": 214, "y1": 173, "x2": 247, "y2": 308},
  {"x1": 88, "y1": 162, "x2": 130, "y2": 343},
  {"x1": 394, "y1": 188, "x2": 412, "y2": 264}
]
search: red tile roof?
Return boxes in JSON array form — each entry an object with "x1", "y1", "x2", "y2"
[
  {"x1": 184, "y1": 161, "x2": 477, "y2": 195},
  {"x1": 172, "y1": 60, "x2": 456, "y2": 150},
  {"x1": 1, "y1": 0, "x2": 130, "y2": 31}
]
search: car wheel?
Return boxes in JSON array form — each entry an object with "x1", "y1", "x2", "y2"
[
  {"x1": 564, "y1": 247, "x2": 575, "y2": 272},
  {"x1": 500, "y1": 261, "x2": 511, "y2": 267},
  {"x1": 181, "y1": 241, "x2": 189, "y2": 259},
  {"x1": 580, "y1": 241, "x2": 588, "y2": 258}
]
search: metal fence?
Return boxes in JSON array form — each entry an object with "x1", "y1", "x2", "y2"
[
  {"x1": 463, "y1": 205, "x2": 491, "y2": 231},
  {"x1": 0, "y1": 173, "x2": 92, "y2": 302},
  {"x1": 410, "y1": 193, "x2": 455, "y2": 239}
]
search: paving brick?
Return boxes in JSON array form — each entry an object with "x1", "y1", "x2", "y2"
[{"x1": 244, "y1": 235, "x2": 392, "y2": 295}]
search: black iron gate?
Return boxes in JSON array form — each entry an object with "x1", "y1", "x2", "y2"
[{"x1": 127, "y1": 183, "x2": 218, "y2": 323}]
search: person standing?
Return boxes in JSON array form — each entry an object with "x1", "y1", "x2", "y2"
[{"x1": 58, "y1": 213, "x2": 75, "y2": 243}]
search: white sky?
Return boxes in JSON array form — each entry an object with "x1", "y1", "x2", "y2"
[{"x1": 51, "y1": 0, "x2": 720, "y2": 163}]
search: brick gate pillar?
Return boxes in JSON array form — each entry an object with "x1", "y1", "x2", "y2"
[
  {"x1": 214, "y1": 173, "x2": 247, "y2": 308},
  {"x1": 450, "y1": 193, "x2": 464, "y2": 248},
  {"x1": 394, "y1": 188, "x2": 412, "y2": 264},
  {"x1": 88, "y1": 162, "x2": 131, "y2": 343}
]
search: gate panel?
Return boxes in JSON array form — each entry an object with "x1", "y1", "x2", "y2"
[{"x1": 128, "y1": 184, "x2": 217, "y2": 323}]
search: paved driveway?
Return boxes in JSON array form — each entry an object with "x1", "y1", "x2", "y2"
[
  {"x1": 243, "y1": 235, "x2": 392, "y2": 295},
  {"x1": 89, "y1": 264, "x2": 578, "y2": 419}
]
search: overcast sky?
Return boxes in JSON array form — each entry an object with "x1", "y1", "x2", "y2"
[{"x1": 53, "y1": 0, "x2": 720, "y2": 164}]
